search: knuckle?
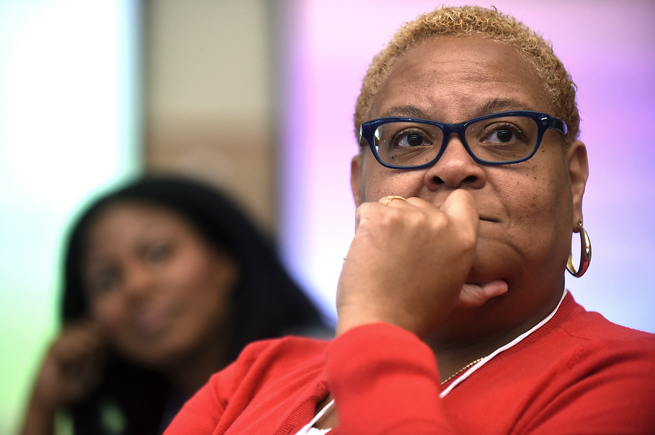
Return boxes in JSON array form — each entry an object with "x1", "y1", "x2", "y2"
[{"x1": 459, "y1": 226, "x2": 478, "y2": 250}]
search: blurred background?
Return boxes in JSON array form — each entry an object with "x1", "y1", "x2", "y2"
[{"x1": 1, "y1": 0, "x2": 653, "y2": 432}]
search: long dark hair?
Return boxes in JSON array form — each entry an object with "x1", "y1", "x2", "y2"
[{"x1": 60, "y1": 175, "x2": 329, "y2": 434}]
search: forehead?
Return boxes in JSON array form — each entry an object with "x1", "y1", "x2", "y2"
[
  {"x1": 370, "y1": 36, "x2": 550, "y2": 122},
  {"x1": 87, "y1": 202, "x2": 194, "y2": 249}
]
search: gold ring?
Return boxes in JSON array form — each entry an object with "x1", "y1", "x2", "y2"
[{"x1": 385, "y1": 195, "x2": 406, "y2": 205}]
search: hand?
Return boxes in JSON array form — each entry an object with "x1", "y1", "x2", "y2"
[
  {"x1": 336, "y1": 190, "x2": 507, "y2": 338},
  {"x1": 29, "y1": 320, "x2": 108, "y2": 412}
]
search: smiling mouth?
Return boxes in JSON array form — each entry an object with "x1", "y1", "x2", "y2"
[{"x1": 133, "y1": 308, "x2": 172, "y2": 337}]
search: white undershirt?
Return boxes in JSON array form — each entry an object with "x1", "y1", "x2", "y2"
[
  {"x1": 294, "y1": 289, "x2": 567, "y2": 433},
  {"x1": 294, "y1": 399, "x2": 334, "y2": 435}
]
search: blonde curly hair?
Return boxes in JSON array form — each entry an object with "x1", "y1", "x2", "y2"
[{"x1": 354, "y1": 5, "x2": 579, "y2": 146}]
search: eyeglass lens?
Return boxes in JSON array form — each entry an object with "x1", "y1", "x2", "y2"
[{"x1": 371, "y1": 115, "x2": 540, "y2": 166}]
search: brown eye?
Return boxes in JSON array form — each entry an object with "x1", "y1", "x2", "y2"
[
  {"x1": 392, "y1": 129, "x2": 432, "y2": 148},
  {"x1": 406, "y1": 133, "x2": 425, "y2": 146},
  {"x1": 479, "y1": 123, "x2": 524, "y2": 145},
  {"x1": 144, "y1": 244, "x2": 173, "y2": 265},
  {"x1": 493, "y1": 129, "x2": 514, "y2": 143},
  {"x1": 88, "y1": 268, "x2": 120, "y2": 295}
]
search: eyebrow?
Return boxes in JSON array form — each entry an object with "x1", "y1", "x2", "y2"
[
  {"x1": 377, "y1": 98, "x2": 537, "y2": 121},
  {"x1": 378, "y1": 105, "x2": 429, "y2": 119},
  {"x1": 478, "y1": 98, "x2": 535, "y2": 115}
]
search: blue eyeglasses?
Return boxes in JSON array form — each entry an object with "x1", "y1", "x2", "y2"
[{"x1": 359, "y1": 110, "x2": 568, "y2": 169}]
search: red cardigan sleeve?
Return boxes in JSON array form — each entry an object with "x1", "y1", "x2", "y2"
[{"x1": 326, "y1": 323, "x2": 455, "y2": 434}]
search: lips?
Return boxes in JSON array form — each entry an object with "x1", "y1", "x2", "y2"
[
  {"x1": 132, "y1": 306, "x2": 173, "y2": 338},
  {"x1": 479, "y1": 215, "x2": 500, "y2": 223}
]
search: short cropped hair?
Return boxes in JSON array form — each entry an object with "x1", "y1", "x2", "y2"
[{"x1": 354, "y1": 5, "x2": 579, "y2": 146}]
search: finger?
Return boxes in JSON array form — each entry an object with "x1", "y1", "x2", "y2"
[
  {"x1": 441, "y1": 189, "x2": 479, "y2": 228},
  {"x1": 55, "y1": 324, "x2": 108, "y2": 375},
  {"x1": 458, "y1": 279, "x2": 509, "y2": 308},
  {"x1": 72, "y1": 320, "x2": 110, "y2": 351},
  {"x1": 354, "y1": 196, "x2": 402, "y2": 233},
  {"x1": 378, "y1": 195, "x2": 408, "y2": 207}
]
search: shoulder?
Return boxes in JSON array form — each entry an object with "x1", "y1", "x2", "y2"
[
  {"x1": 235, "y1": 335, "x2": 331, "y2": 370},
  {"x1": 534, "y1": 292, "x2": 655, "y2": 386},
  {"x1": 209, "y1": 335, "x2": 330, "y2": 402},
  {"x1": 557, "y1": 292, "x2": 655, "y2": 350},
  {"x1": 503, "y1": 292, "x2": 655, "y2": 387},
  {"x1": 165, "y1": 335, "x2": 330, "y2": 434},
  {"x1": 447, "y1": 295, "x2": 655, "y2": 433}
]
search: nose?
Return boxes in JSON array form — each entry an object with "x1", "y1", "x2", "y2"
[
  {"x1": 122, "y1": 263, "x2": 156, "y2": 303},
  {"x1": 423, "y1": 134, "x2": 486, "y2": 190}
]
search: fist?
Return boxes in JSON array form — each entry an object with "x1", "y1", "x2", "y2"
[
  {"x1": 336, "y1": 190, "x2": 506, "y2": 337},
  {"x1": 31, "y1": 320, "x2": 107, "y2": 411}
]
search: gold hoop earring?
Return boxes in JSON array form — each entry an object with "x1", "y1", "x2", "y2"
[{"x1": 567, "y1": 219, "x2": 591, "y2": 277}]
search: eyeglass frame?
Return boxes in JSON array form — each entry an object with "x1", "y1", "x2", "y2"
[{"x1": 358, "y1": 110, "x2": 568, "y2": 170}]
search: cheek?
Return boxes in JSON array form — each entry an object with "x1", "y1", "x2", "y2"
[
  {"x1": 361, "y1": 162, "x2": 423, "y2": 202},
  {"x1": 170, "y1": 256, "x2": 238, "y2": 349},
  {"x1": 89, "y1": 296, "x2": 127, "y2": 338},
  {"x1": 174, "y1": 252, "x2": 237, "y2": 310},
  {"x1": 531, "y1": 161, "x2": 572, "y2": 222},
  {"x1": 501, "y1": 163, "x2": 572, "y2": 251},
  {"x1": 507, "y1": 161, "x2": 565, "y2": 212}
]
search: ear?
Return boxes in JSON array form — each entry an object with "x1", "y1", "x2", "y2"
[
  {"x1": 350, "y1": 153, "x2": 363, "y2": 207},
  {"x1": 567, "y1": 141, "x2": 589, "y2": 232}
]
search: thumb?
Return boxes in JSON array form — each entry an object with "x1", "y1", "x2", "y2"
[{"x1": 441, "y1": 189, "x2": 479, "y2": 230}]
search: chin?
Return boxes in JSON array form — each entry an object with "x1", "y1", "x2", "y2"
[
  {"x1": 120, "y1": 338, "x2": 181, "y2": 367},
  {"x1": 470, "y1": 242, "x2": 517, "y2": 280}
]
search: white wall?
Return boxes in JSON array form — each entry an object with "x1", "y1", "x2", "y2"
[{"x1": 0, "y1": 1, "x2": 140, "y2": 432}]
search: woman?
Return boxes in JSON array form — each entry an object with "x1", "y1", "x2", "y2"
[
  {"x1": 165, "y1": 6, "x2": 655, "y2": 434},
  {"x1": 21, "y1": 175, "x2": 330, "y2": 435}
]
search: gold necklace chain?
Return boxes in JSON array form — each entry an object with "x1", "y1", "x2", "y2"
[{"x1": 440, "y1": 358, "x2": 485, "y2": 385}]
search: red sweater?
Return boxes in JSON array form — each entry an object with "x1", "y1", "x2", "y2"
[{"x1": 164, "y1": 293, "x2": 655, "y2": 434}]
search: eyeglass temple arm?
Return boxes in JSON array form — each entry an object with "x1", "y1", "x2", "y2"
[{"x1": 547, "y1": 116, "x2": 568, "y2": 135}]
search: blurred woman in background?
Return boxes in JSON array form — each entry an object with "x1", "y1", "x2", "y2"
[{"x1": 21, "y1": 175, "x2": 330, "y2": 435}]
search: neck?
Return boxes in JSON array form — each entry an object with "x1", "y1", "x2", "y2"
[
  {"x1": 167, "y1": 345, "x2": 226, "y2": 398},
  {"x1": 162, "y1": 323, "x2": 231, "y2": 399}
]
